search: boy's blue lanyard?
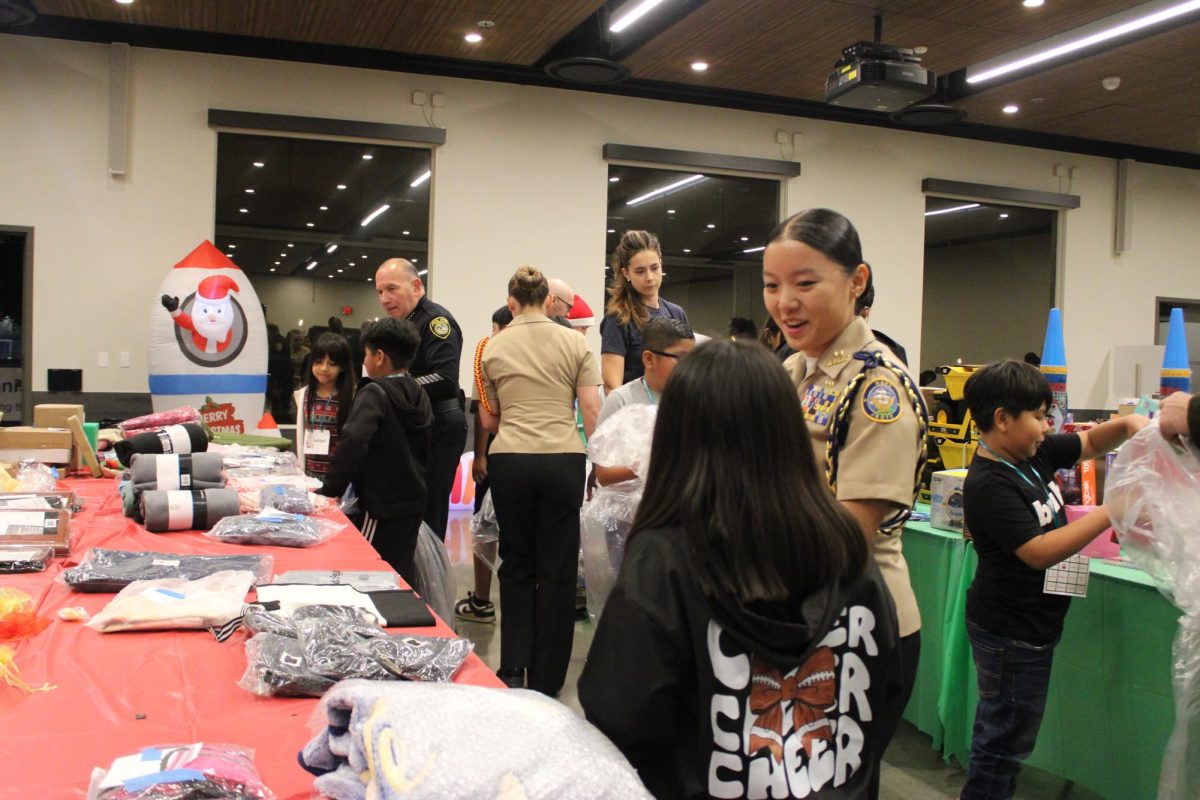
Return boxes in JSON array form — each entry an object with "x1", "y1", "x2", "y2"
[
  {"x1": 977, "y1": 439, "x2": 1065, "y2": 529},
  {"x1": 640, "y1": 378, "x2": 657, "y2": 405}
]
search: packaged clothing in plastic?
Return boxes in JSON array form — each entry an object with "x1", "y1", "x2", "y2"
[
  {"x1": 1106, "y1": 422, "x2": 1200, "y2": 799},
  {"x1": 139, "y1": 488, "x2": 241, "y2": 532},
  {"x1": 588, "y1": 403, "x2": 658, "y2": 481},
  {"x1": 580, "y1": 479, "x2": 644, "y2": 625},
  {"x1": 258, "y1": 484, "x2": 313, "y2": 515},
  {"x1": 298, "y1": 679, "x2": 651, "y2": 800},
  {"x1": 217, "y1": 448, "x2": 301, "y2": 479},
  {"x1": 411, "y1": 523, "x2": 455, "y2": 625},
  {"x1": 87, "y1": 570, "x2": 256, "y2": 633},
  {"x1": 129, "y1": 452, "x2": 225, "y2": 492},
  {"x1": 0, "y1": 545, "x2": 54, "y2": 574},
  {"x1": 274, "y1": 570, "x2": 399, "y2": 592},
  {"x1": 63, "y1": 548, "x2": 273, "y2": 593},
  {"x1": 117, "y1": 406, "x2": 201, "y2": 435},
  {"x1": 13, "y1": 461, "x2": 58, "y2": 493},
  {"x1": 205, "y1": 511, "x2": 344, "y2": 548},
  {"x1": 86, "y1": 742, "x2": 273, "y2": 800},
  {"x1": 468, "y1": 489, "x2": 501, "y2": 573}
]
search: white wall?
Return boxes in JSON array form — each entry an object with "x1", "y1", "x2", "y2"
[
  {"x1": 3, "y1": 35, "x2": 1200, "y2": 407},
  {"x1": 250, "y1": 274, "x2": 383, "y2": 336}
]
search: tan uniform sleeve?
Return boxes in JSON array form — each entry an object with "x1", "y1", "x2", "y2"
[
  {"x1": 480, "y1": 341, "x2": 500, "y2": 412},
  {"x1": 832, "y1": 364, "x2": 921, "y2": 508},
  {"x1": 576, "y1": 343, "x2": 602, "y2": 388}
]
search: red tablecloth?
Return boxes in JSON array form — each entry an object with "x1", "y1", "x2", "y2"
[{"x1": 0, "y1": 477, "x2": 500, "y2": 799}]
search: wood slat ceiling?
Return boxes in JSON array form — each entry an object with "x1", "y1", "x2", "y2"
[{"x1": 26, "y1": 0, "x2": 1200, "y2": 158}]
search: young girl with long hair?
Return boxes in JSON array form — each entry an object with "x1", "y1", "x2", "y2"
[
  {"x1": 579, "y1": 339, "x2": 901, "y2": 798},
  {"x1": 599, "y1": 230, "x2": 689, "y2": 394},
  {"x1": 294, "y1": 332, "x2": 354, "y2": 479}
]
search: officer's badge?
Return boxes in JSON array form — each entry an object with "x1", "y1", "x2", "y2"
[
  {"x1": 862, "y1": 378, "x2": 902, "y2": 423},
  {"x1": 430, "y1": 317, "x2": 451, "y2": 339}
]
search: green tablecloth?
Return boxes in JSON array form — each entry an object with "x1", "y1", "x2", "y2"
[{"x1": 901, "y1": 510, "x2": 1179, "y2": 800}]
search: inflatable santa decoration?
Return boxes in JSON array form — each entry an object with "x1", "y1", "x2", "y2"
[{"x1": 147, "y1": 241, "x2": 267, "y2": 434}]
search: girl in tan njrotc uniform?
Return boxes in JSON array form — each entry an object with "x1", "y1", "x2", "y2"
[{"x1": 764, "y1": 208, "x2": 925, "y2": 799}]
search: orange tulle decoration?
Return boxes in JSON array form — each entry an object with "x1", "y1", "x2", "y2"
[{"x1": 0, "y1": 610, "x2": 50, "y2": 640}]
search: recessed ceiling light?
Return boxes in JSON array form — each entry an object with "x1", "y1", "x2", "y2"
[
  {"x1": 306, "y1": 222, "x2": 314, "y2": 227},
  {"x1": 360, "y1": 204, "x2": 390, "y2": 227},
  {"x1": 403, "y1": 230, "x2": 411, "y2": 236},
  {"x1": 269, "y1": 268, "x2": 275, "y2": 272},
  {"x1": 667, "y1": 209, "x2": 675, "y2": 214},
  {"x1": 706, "y1": 223, "x2": 716, "y2": 229},
  {"x1": 287, "y1": 243, "x2": 294, "y2": 248},
  {"x1": 274, "y1": 261, "x2": 280, "y2": 265},
  {"x1": 1023, "y1": 0, "x2": 1045, "y2": 7},
  {"x1": 319, "y1": 206, "x2": 328, "y2": 211},
  {"x1": 999, "y1": 213, "x2": 1010, "y2": 219},
  {"x1": 328, "y1": 275, "x2": 333, "y2": 279},
  {"x1": 1003, "y1": 104, "x2": 1019, "y2": 113},
  {"x1": 362, "y1": 153, "x2": 373, "y2": 160},
  {"x1": 743, "y1": 246, "x2": 766, "y2": 254},
  {"x1": 244, "y1": 188, "x2": 254, "y2": 194},
  {"x1": 326, "y1": 244, "x2": 338, "y2": 254},
  {"x1": 691, "y1": 61, "x2": 709, "y2": 72},
  {"x1": 349, "y1": 262, "x2": 356, "y2": 266},
  {"x1": 239, "y1": 208, "x2": 249, "y2": 213},
  {"x1": 410, "y1": 170, "x2": 432, "y2": 187},
  {"x1": 682, "y1": 248, "x2": 692, "y2": 253},
  {"x1": 412, "y1": 258, "x2": 419, "y2": 263},
  {"x1": 465, "y1": 32, "x2": 483, "y2": 43},
  {"x1": 740, "y1": 236, "x2": 749, "y2": 241},
  {"x1": 337, "y1": 269, "x2": 343, "y2": 273},
  {"x1": 609, "y1": 177, "x2": 620, "y2": 183},
  {"x1": 228, "y1": 244, "x2": 237, "y2": 248},
  {"x1": 225, "y1": 253, "x2": 233, "y2": 257},
  {"x1": 115, "y1": 0, "x2": 135, "y2": 6},
  {"x1": 279, "y1": 253, "x2": 286, "y2": 257},
  {"x1": 305, "y1": 262, "x2": 316, "y2": 271},
  {"x1": 252, "y1": 161, "x2": 264, "y2": 168},
  {"x1": 607, "y1": 228, "x2": 616, "y2": 233},
  {"x1": 336, "y1": 184, "x2": 347, "y2": 190}
]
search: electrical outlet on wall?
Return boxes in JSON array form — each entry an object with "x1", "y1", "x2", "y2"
[
  {"x1": 431, "y1": 92, "x2": 446, "y2": 108},
  {"x1": 412, "y1": 90, "x2": 428, "y2": 106},
  {"x1": 775, "y1": 130, "x2": 789, "y2": 145}
]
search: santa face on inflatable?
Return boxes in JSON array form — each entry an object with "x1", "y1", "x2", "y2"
[{"x1": 162, "y1": 275, "x2": 240, "y2": 354}]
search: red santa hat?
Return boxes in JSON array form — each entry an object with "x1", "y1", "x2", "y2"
[
  {"x1": 197, "y1": 275, "x2": 240, "y2": 302},
  {"x1": 566, "y1": 294, "x2": 595, "y2": 328}
]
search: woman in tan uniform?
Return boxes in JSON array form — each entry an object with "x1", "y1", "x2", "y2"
[
  {"x1": 479, "y1": 266, "x2": 602, "y2": 695},
  {"x1": 763, "y1": 208, "x2": 926, "y2": 797}
]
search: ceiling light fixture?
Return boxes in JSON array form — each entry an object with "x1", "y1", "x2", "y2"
[
  {"x1": 743, "y1": 246, "x2": 766, "y2": 253},
  {"x1": 403, "y1": 230, "x2": 411, "y2": 236},
  {"x1": 279, "y1": 253, "x2": 286, "y2": 257},
  {"x1": 410, "y1": 170, "x2": 432, "y2": 187},
  {"x1": 465, "y1": 32, "x2": 483, "y2": 43},
  {"x1": 326, "y1": 244, "x2": 338, "y2": 254},
  {"x1": 228, "y1": 244, "x2": 237, "y2": 249},
  {"x1": 360, "y1": 204, "x2": 391, "y2": 227},
  {"x1": 362, "y1": 153, "x2": 373, "y2": 160},
  {"x1": 305, "y1": 262, "x2": 316, "y2": 271},
  {"x1": 287, "y1": 243, "x2": 294, "y2": 248},
  {"x1": 924, "y1": 203, "x2": 981, "y2": 217},
  {"x1": 305, "y1": 222, "x2": 314, "y2": 227},
  {"x1": 239, "y1": 208, "x2": 249, "y2": 213},
  {"x1": 607, "y1": 228, "x2": 616, "y2": 233},
  {"x1": 682, "y1": 248, "x2": 692, "y2": 253},
  {"x1": 337, "y1": 184, "x2": 347, "y2": 190},
  {"x1": 115, "y1": 0, "x2": 135, "y2": 5},
  {"x1": 319, "y1": 206, "x2": 328, "y2": 211},
  {"x1": 412, "y1": 258, "x2": 419, "y2": 263},
  {"x1": 244, "y1": 189, "x2": 254, "y2": 194},
  {"x1": 999, "y1": 213, "x2": 1010, "y2": 218},
  {"x1": 967, "y1": 0, "x2": 1200, "y2": 85},
  {"x1": 1023, "y1": 0, "x2": 1045, "y2": 7},
  {"x1": 275, "y1": 261, "x2": 280, "y2": 265},
  {"x1": 626, "y1": 173, "x2": 705, "y2": 206},
  {"x1": 706, "y1": 223, "x2": 716, "y2": 229},
  {"x1": 667, "y1": 209, "x2": 675, "y2": 214},
  {"x1": 1003, "y1": 104, "x2": 1020, "y2": 113},
  {"x1": 691, "y1": 61, "x2": 709, "y2": 72},
  {"x1": 252, "y1": 161, "x2": 264, "y2": 167},
  {"x1": 740, "y1": 236, "x2": 749, "y2": 241},
  {"x1": 337, "y1": 269, "x2": 344, "y2": 273},
  {"x1": 269, "y1": 268, "x2": 275, "y2": 272},
  {"x1": 609, "y1": 177, "x2": 620, "y2": 183},
  {"x1": 418, "y1": 269, "x2": 429, "y2": 277},
  {"x1": 610, "y1": 0, "x2": 666, "y2": 33}
]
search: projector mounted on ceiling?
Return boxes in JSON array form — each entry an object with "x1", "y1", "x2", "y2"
[{"x1": 825, "y1": 41, "x2": 937, "y2": 113}]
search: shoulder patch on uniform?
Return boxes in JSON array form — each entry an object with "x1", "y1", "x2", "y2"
[
  {"x1": 861, "y1": 377, "x2": 903, "y2": 423},
  {"x1": 430, "y1": 316, "x2": 451, "y2": 339}
]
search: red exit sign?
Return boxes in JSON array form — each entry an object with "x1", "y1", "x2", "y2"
[{"x1": 341, "y1": 306, "x2": 353, "y2": 316}]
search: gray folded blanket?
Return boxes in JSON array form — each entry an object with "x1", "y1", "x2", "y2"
[
  {"x1": 130, "y1": 453, "x2": 225, "y2": 491},
  {"x1": 140, "y1": 488, "x2": 240, "y2": 532}
]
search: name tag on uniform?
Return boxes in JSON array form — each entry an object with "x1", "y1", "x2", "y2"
[
  {"x1": 801, "y1": 384, "x2": 838, "y2": 427},
  {"x1": 307, "y1": 429, "x2": 331, "y2": 456}
]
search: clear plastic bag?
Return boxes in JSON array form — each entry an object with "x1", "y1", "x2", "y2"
[
  {"x1": 580, "y1": 480, "x2": 643, "y2": 625},
  {"x1": 469, "y1": 489, "x2": 501, "y2": 573},
  {"x1": 411, "y1": 522, "x2": 456, "y2": 625},
  {"x1": 258, "y1": 484, "x2": 313, "y2": 515},
  {"x1": 216, "y1": 447, "x2": 301, "y2": 479},
  {"x1": 1106, "y1": 422, "x2": 1200, "y2": 799},
  {"x1": 63, "y1": 548, "x2": 273, "y2": 592},
  {"x1": 205, "y1": 511, "x2": 345, "y2": 548},
  {"x1": 0, "y1": 544, "x2": 53, "y2": 573},
  {"x1": 15, "y1": 461, "x2": 58, "y2": 493},
  {"x1": 588, "y1": 403, "x2": 658, "y2": 480},
  {"x1": 87, "y1": 570, "x2": 257, "y2": 633},
  {"x1": 86, "y1": 742, "x2": 273, "y2": 800}
]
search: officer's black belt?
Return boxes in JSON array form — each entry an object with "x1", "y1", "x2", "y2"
[{"x1": 432, "y1": 398, "x2": 461, "y2": 415}]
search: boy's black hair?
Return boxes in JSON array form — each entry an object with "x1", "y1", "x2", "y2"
[
  {"x1": 727, "y1": 316, "x2": 757, "y2": 340},
  {"x1": 492, "y1": 306, "x2": 513, "y2": 329},
  {"x1": 643, "y1": 318, "x2": 694, "y2": 353},
  {"x1": 360, "y1": 317, "x2": 420, "y2": 371},
  {"x1": 964, "y1": 359, "x2": 1053, "y2": 432},
  {"x1": 305, "y1": 332, "x2": 355, "y2": 429}
]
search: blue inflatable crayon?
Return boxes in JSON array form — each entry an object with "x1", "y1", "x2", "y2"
[
  {"x1": 1040, "y1": 308, "x2": 1068, "y2": 432},
  {"x1": 1161, "y1": 307, "x2": 1191, "y2": 396}
]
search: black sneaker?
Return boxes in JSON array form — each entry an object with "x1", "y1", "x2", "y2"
[
  {"x1": 455, "y1": 591, "x2": 496, "y2": 623},
  {"x1": 497, "y1": 667, "x2": 525, "y2": 689}
]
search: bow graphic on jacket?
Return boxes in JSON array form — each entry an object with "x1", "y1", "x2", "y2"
[{"x1": 747, "y1": 648, "x2": 837, "y2": 763}]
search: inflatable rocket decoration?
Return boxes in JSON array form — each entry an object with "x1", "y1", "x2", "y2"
[
  {"x1": 1040, "y1": 307, "x2": 1068, "y2": 433},
  {"x1": 148, "y1": 241, "x2": 267, "y2": 434},
  {"x1": 1161, "y1": 307, "x2": 1191, "y2": 396}
]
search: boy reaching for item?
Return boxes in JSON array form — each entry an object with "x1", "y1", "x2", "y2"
[
  {"x1": 318, "y1": 318, "x2": 432, "y2": 587},
  {"x1": 959, "y1": 359, "x2": 1147, "y2": 800}
]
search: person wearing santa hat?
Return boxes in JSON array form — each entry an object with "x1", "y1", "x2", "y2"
[
  {"x1": 161, "y1": 275, "x2": 240, "y2": 355},
  {"x1": 566, "y1": 293, "x2": 595, "y2": 336}
]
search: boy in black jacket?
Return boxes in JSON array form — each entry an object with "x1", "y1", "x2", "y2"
[{"x1": 319, "y1": 318, "x2": 432, "y2": 585}]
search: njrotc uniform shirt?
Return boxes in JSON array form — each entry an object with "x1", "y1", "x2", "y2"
[
  {"x1": 785, "y1": 316, "x2": 922, "y2": 637},
  {"x1": 406, "y1": 296, "x2": 463, "y2": 408}
]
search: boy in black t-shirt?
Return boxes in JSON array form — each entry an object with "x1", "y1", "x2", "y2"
[{"x1": 959, "y1": 360, "x2": 1147, "y2": 800}]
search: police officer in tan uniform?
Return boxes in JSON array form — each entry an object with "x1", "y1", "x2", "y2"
[{"x1": 764, "y1": 208, "x2": 924, "y2": 799}]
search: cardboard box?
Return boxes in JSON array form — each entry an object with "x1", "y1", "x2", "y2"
[
  {"x1": 0, "y1": 508, "x2": 71, "y2": 554},
  {"x1": 33, "y1": 404, "x2": 85, "y2": 429},
  {"x1": 930, "y1": 468, "x2": 969, "y2": 535},
  {"x1": 0, "y1": 428, "x2": 74, "y2": 464}
]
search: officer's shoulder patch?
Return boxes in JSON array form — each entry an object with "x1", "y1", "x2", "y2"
[
  {"x1": 861, "y1": 377, "x2": 902, "y2": 424},
  {"x1": 430, "y1": 316, "x2": 451, "y2": 339}
]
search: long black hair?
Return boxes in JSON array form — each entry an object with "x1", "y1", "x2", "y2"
[
  {"x1": 769, "y1": 208, "x2": 864, "y2": 274},
  {"x1": 633, "y1": 339, "x2": 867, "y2": 609},
  {"x1": 305, "y1": 332, "x2": 355, "y2": 430}
]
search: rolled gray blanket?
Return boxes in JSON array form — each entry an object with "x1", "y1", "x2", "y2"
[
  {"x1": 140, "y1": 488, "x2": 240, "y2": 532},
  {"x1": 130, "y1": 453, "x2": 225, "y2": 491}
]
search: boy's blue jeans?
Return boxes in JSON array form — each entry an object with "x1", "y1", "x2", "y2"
[{"x1": 960, "y1": 619, "x2": 1059, "y2": 800}]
